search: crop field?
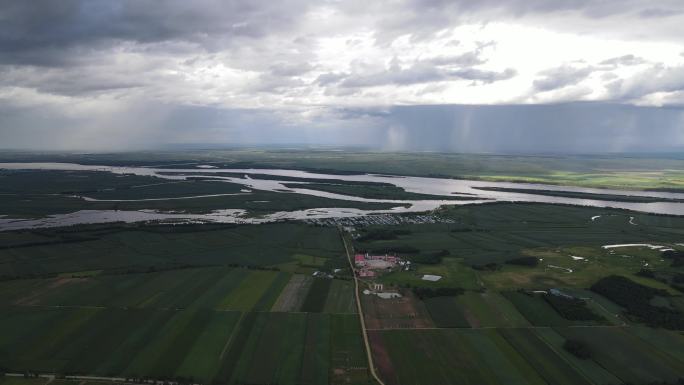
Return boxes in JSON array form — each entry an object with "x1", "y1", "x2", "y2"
[
  {"x1": 421, "y1": 292, "x2": 530, "y2": 328},
  {"x1": 498, "y1": 328, "x2": 592, "y2": 385},
  {"x1": 370, "y1": 329, "x2": 555, "y2": 385},
  {"x1": 323, "y1": 279, "x2": 357, "y2": 314},
  {"x1": 0, "y1": 267, "x2": 289, "y2": 311},
  {"x1": 534, "y1": 328, "x2": 622, "y2": 385},
  {"x1": 0, "y1": 217, "x2": 361, "y2": 384},
  {"x1": 422, "y1": 296, "x2": 470, "y2": 328},
  {"x1": 555, "y1": 327, "x2": 684, "y2": 384},
  {"x1": 271, "y1": 274, "x2": 313, "y2": 312},
  {"x1": 501, "y1": 291, "x2": 582, "y2": 326},
  {"x1": 453, "y1": 292, "x2": 530, "y2": 328},
  {"x1": 0, "y1": 307, "x2": 369, "y2": 384},
  {"x1": 329, "y1": 314, "x2": 373, "y2": 385}
]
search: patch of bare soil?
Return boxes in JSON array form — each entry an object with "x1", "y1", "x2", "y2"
[
  {"x1": 363, "y1": 291, "x2": 434, "y2": 329},
  {"x1": 14, "y1": 277, "x2": 84, "y2": 305},
  {"x1": 368, "y1": 331, "x2": 400, "y2": 385}
]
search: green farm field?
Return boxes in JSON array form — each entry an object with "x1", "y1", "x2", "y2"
[
  {"x1": 0, "y1": 307, "x2": 369, "y2": 385},
  {"x1": 370, "y1": 326, "x2": 684, "y2": 385}
]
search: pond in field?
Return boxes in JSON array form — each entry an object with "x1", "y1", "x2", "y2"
[{"x1": 1, "y1": 162, "x2": 684, "y2": 230}]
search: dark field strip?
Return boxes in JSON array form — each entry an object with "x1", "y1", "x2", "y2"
[
  {"x1": 502, "y1": 291, "x2": 577, "y2": 326},
  {"x1": 0, "y1": 307, "x2": 369, "y2": 385},
  {"x1": 299, "y1": 313, "x2": 331, "y2": 385},
  {"x1": 423, "y1": 296, "x2": 470, "y2": 328},
  {"x1": 213, "y1": 312, "x2": 258, "y2": 384},
  {"x1": 330, "y1": 314, "x2": 370, "y2": 370},
  {"x1": 93, "y1": 309, "x2": 177, "y2": 376},
  {"x1": 175, "y1": 311, "x2": 242, "y2": 382},
  {"x1": 555, "y1": 327, "x2": 684, "y2": 384},
  {"x1": 300, "y1": 278, "x2": 332, "y2": 312},
  {"x1": 252, "y1": 272, "x2": 290, "y2": 311},
  {"x1": 148, "y1": 310, "x2": 215, "y2": 378},
  {"x1": 322, "y1": 279, "x2": 357, "y2": 314},
  {"x1": 499, "y1": 328, "x2": 592, "y2": 385}
]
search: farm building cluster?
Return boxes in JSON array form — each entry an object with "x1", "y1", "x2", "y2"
[{"x1": 354, "y1": 253, "x2": 410, "y2": 278}]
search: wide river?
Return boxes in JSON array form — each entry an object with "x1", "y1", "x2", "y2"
[{"x1": 1, "y1": 162, "x2": 684, "y2": 230}]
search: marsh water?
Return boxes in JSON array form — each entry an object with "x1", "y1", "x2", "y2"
[{"x1": 1, "y1": 162, "x2": 684, "y2": 230}]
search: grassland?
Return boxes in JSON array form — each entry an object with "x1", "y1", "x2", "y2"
[
  {"x1": 351, "y1": 203, "x2": 684, "y2": 385},
  {"x1": 355, "y1": 203, "x2": 684, "y2": 281}
]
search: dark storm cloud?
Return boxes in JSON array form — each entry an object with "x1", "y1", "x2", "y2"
[
  {"x1": 379, "y1": 103, "x2": 684, "y2": 152},
  {"x1": 1, "y1": 1, "x2": 684, "y2": 152},
  {"x1": 0, "y1": 0, "x2": 309, "y2": 66},
  {"x1": 3, "y1": 101, "x2": 681, "y2": 153},
  {"x1": 0, "y1": 66, "x2": 145, "y2": 96},
  {"x1": 2, "y1": 0, "x2": 682, "y2": 69}
]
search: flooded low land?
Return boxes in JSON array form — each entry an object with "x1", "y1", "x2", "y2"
[{"x1": 1, "y1": 162, "x2": 684, "y2": 230}]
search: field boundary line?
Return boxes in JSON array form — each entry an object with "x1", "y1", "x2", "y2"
[
  {"x1": 535, "y1": 329, "x2": 596, "y2": 385},
  {"x1": 339, "y1": 226, "x2": 386, "y2": 385},
  {"x1": 219, "y1": 312, "x2": 245, "y2": 359}
]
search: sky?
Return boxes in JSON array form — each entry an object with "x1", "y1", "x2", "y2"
[{"x1": 1, "y1": 0, "x2": 684, "y2": 152}]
